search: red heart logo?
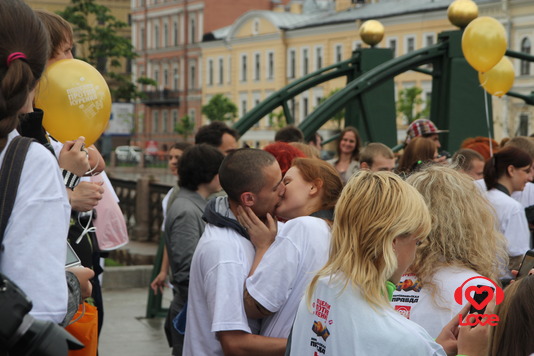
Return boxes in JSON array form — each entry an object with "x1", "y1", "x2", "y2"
[{"x1": 464, "y1": 285, "x2": 494, "y2": 311}]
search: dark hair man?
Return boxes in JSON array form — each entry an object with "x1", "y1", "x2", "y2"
[
  {"x1": 195, "y1": 121, "x2": 238, "y2": 155},
  {"x1": 164, "y1": 144, "x2": 225, "y2": 355},
  {"x1": 184, "y1": 149, "x2": 286, "y2": 356}
]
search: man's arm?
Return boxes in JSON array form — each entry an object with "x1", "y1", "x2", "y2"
[
  {"x1": 218, "y1": 330, "x2": 286, "y2": 356},
  {"x1": 243, "y1": 288, "x2": 273, "y2": 319}
]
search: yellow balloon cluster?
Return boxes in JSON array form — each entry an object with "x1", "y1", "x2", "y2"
[
  {"x1": 462, "y1": 16, "x2": 507, "y2": 73},
  {"x1": 478, "y1": 57, "x2": 515, "y2": 97},
  {"x1": 462, "y1": 16, "x2": 515, "y2": 97},
  {"x1": 35, "y1": 59, "x2": 111, "y2": 146}
]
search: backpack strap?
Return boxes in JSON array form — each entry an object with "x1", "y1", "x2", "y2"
[{"x1": 0, "y1": 136, "x2": 34, "y2": 250}]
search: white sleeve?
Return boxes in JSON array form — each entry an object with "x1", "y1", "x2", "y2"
[
  {"x1": 246, "y1": 236, "x2": 300, "y2": 312},
  {"x1": 201, "y1": 241, "x2": 251, "y2": 333},
  {"x1": 502, "y1": 205, "x2": 530, "y2": 257},
  {"x1": 0, "y1": 143, "x2": 71, "y2": 323}
]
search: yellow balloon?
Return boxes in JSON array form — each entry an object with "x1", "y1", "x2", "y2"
[
  {"x1": 35, "y1": 59, "x2": 111, "y2": 146},
  {"x1": 478, "y1": 57, "x2": 515, "y2": 97},
  {"x1": 462, "y1": 16, "x2": 507, "y2": 72}
]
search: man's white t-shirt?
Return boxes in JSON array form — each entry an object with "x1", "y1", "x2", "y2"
[
  {"x1": 183, "y1": 220, "x2": 259, "y2": 356},
  {"x1": 289, "y1": 275, "x2": 445, "y2": 356},
  {"x1": 246, "y1": 216, "x2": 331, "y2": 338},
  {"x1": 390, "y1": 266, "x2": 495, "y2": 338}
]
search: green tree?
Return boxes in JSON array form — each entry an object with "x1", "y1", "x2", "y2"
[
  {"x1": 58, "y1": 0, "x2": 139, "y2": 101},
  {"x1": 174, "y1": 114, "x2": 195, "y2": 140},
  {"x1": 396, "y1": 87, "x2": 430, "y2": 124},
  {"x1": 319, "y1": 88, "x2": 344, "y2": 129},
  {"x1": 268, "y1": 110, "x2": 286, "y2": 129},
  {"x1": 201, "y1": 94, "x2": 238, "y2": 122}
]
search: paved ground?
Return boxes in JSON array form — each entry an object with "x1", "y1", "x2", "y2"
[{"x1": 99, "y1": 287, "x2": 173, "y2": 356}]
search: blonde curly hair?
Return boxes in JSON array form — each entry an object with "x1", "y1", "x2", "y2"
[{"x1": 406, "y1": 165, "x2": 508, "y2": 297}]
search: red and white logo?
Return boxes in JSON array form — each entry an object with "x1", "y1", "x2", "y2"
[
  {"x1": 453, "y1": 276, "x2": 504, "y2": 326},
  {"x1": 394, "y1": 305, "x2": 411, "y2": 319}
]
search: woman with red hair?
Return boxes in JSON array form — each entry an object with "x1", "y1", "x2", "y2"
[
  {"x1": 263, "y1": 141, "x2": 306, "y2": 175},
  {"x1": 461, "y1": 136, "x2": 500, "y2": 160}
]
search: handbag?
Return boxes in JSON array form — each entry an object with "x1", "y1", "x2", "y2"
[
  {"x1": 90, "y1": 174, "x2": 129, "y2": 251},
  {"x1": 65, "y1": 303, "x2": 99, "y2": 356}
]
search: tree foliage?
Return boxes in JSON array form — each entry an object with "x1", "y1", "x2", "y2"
[
  {"x1": 174, "y1": 114, "x2": 195, "y2": 140},
  {"x1": 268, "y1": 110, "x2": 286, "y2": 129},
  {"x1": 201, "y1": 94, "x2": 238, "y2": 122},
  {"x1": 396, "y1": 87, "x2": 430, "y2": 123},
  {"x1": 58, "y1": 0, "x2": 139, "y2": 101}
]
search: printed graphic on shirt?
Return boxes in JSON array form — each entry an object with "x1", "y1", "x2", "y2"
[
  {"x1": 309, "y1": 298, "x2": 333, "y2": 354},
  {"x1": 392, "y1": 274, "x2": 422, "y2": 319},
  {"x1": 312, "y1": 321, "x2": 330, "y2": 341},
  {"x1": 394, "y1": 305, "x2": 412, "y2": 319}
]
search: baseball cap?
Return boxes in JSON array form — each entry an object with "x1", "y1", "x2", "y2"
[{"x1": 406, "y1": 119, "x2": 448, "y2": 144}]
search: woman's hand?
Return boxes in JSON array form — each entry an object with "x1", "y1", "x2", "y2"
[{"x1": 236, "y1": 205, "x2": 277, "y2": 251}]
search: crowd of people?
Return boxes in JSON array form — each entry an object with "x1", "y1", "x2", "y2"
[
  {"x1": 147, "y1": 117, "x2": 534, "y2": 356},
  {"x1": 2, "y1": 0, "x2": 534, "y2": 355}
]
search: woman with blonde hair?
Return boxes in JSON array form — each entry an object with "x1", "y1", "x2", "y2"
[
  {"x1": 287, "y1": 171, "x2": 452, "y2": 355},
  {"x1": 391, "y1": 165, "x2": 508, "y2": 338}
]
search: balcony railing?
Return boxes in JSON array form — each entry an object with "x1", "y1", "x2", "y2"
[{"x1": 141, "y1": 89, "x2": 180, "y2": 106}]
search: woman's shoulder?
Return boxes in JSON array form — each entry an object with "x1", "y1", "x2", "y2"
[{"x1": 280, "y1": 216, "x2": 330, "y2": 237}]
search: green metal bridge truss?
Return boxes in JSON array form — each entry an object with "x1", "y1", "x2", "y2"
[{"x1": 233, "y1": 29, "x2": 534, "y2": 151}]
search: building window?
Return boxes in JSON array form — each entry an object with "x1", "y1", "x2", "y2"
[
  {"x1": 388, "y1": 38, "x2": 397, "y2": 57},
  {"x1": 288, "y1": 49, "x2": 296, "y2": 78},
  {"x1": 173, "y1": 21, "x2": 178, "y2": 46},
  {"x1": 152, "y1": 110, "x2": 159, "y2": 133},
  {"x1": 302, "y1": 48, "x2": 309, "y2": 76},
  {"x1": 406, "y1": 36, "x2": 415, "y2": 53},
  {"x1": 241, "y1": 54, "x2": 248, "y2": 82},
  {"x1": 189, "y1": 109, "x2": 196, "y2": 122},
  {"x1": 521, "y1": 37, "x2": 531, "y2": 76},
  {"x1": 353, "y1": 41, "x2": 362, "y2": 50},
  {"x1": 335, "y1": 44, "x2": 343, "y2": 62},
  {"x1": 172, "y1": 110, "x2": 178, "y2": 130},
  {"x1": 164, "y1": 23, "x2": 168, "y2": 47},
  {"x1": 163, "y1": 68, "x2": 168, "y2": 87},
  {"x1": 190, "y1": 16, "x2": 196, "y2": 43},
  {"x1": 241, "y1": 99, "x2": 247, "y2": 117},
  {"x1": 254, "y1": 53, "x2": 261, "y2": 81},
  {"x1": 425, "y1": 34, "x2": 434, "y2": 47},
  {"x1": 252, "y1": 18, "x2": 260, "y2": 35},
  {"x1": 154, "y1": 68, "x2": 160, "y2": 84},
  {"x1": 267, "y1": 51, "x2": 274, "y2": 79},
  {"x1": 208, "y1": 59, "x2": 214, "y2": 86},
  {"x1": 315, "y1": 46, "x2": 323, "y2": 70},
  {"x1": 173, "y1": 68, "x2": 178, "y2": 90},
  {"x1": 303, "y1": 97, "x2": 309, "y2": 118},
  {"x1": 140, "y1": 27, "x2": 145, "y2": 50},
  {"x1": 162, "y1": 110, "x2": 168, "y2": 132},
  {"x1": 154, "y1": 24, "x2": 159, "y2": 49},
  {"x1": 218, "y1": 58, "x2": 224, "y2": 84},
  {"x1": 190, "y1": 62, "x2": 196, "y2": 89}
]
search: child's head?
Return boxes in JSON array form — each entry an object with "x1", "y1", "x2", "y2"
[{"x1": 35, "y1": 9, "x2": 74, "y2": 65}]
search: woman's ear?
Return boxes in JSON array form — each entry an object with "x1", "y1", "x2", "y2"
[
  {"x1": 240, "y1": 192, "x2": 255, "y2": 207},
  {"x1": 507, "y1": 164, "x2": 515, "y2": 177},
  {"x1": 309, "y1": 179, "x2": 323, "y2": 197}
]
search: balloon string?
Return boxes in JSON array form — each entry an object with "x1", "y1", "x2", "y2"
[
  {"x1": 75, "y1": 209, "x2": 96, "y2": 244},
  {"x1": 85, "y1": 146, "x2": 101, "y2": 176},
  {"x1": 483, "y1": 90, "x2": 494, "y2": 158}
]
